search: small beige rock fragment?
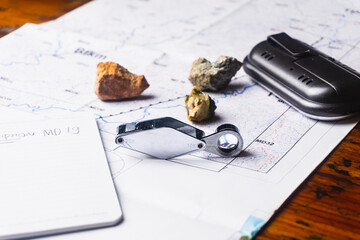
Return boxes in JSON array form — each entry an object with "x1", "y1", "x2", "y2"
[
  {"x1": 185, "y1": 86, "x2": 217, "y2": 122},
  {"x1": 95, "y1": 62, "x2": 149, "y2": 100}
]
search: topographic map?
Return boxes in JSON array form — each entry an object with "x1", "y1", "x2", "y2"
[
  {"x1": 0, "y1": 0, "x2": 359, "y2": 239},
  {"x1": 0, "y1": 24, "x2": 316, "y2": 174}
]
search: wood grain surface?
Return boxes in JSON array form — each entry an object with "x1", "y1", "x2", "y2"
[
  {"x1": 0, "y1": 0, "x2": 90, "y2": 37},
  {"x1": 256, "y1": 124, "x2": 360, "y2": 240},
  {"x1": 0, "y1": 1, "x2": 359, "y2": 239}
]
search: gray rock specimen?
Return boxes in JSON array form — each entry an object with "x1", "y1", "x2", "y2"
[{"x1": 188, "y1": 56, "x2": 242, "y2": 91}]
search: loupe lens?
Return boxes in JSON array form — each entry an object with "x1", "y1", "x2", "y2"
[{"x1": 217, "y1": 134, "x2": 239, "y2": 152}]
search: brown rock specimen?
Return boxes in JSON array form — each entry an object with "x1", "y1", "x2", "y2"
[
  {"x1": 95, "y1": 62, "x2": 149, "y2": 100},
  {"x1": 189, "y1": 56, "x2": 242, "y2": 91},
  {"x1": 185, "y1": 86, "x2": 217, "y2": 122}
]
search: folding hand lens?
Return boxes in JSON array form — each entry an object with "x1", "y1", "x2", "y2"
[{"x1": 115, "y1": 117, "x2": 243, "y2": 159}]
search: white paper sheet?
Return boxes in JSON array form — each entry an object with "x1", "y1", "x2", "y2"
[
  {"x1": 0, "y1": 111, "x2": 122, "y2": 239},
  {"x1": 1, "y1": 0, "x2": 359, "y2": 238},
  {"x1": 42, "y1": 0, "x2": 251, "y2": 51}
]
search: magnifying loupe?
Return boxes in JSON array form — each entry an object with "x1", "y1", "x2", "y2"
[{"x1": 115, "y1": 117, "x2": 243, "y2": 159}]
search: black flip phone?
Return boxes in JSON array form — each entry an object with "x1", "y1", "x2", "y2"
[{"x1": 243, "y1": 32, "x2": 360, "y2": 120}]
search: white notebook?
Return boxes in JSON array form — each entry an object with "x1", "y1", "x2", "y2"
[{"x1": 0, "y1": 113, "x2": 122, "y2": 239}]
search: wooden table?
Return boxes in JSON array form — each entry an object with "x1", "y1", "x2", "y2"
[{"x1": 1, "y1": 1, "x2": 359, "y2": 239}]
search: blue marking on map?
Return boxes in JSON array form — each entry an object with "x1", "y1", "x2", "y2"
[
  {"x1": 6, "y1": 103, "x2": 77, "y2": 112},
  {"x1": 150, "y1": 104, "x2": 185, "y2": 110},
  {"x1": 213, "y1": 83, "x2": 257, "y2": 103},
  {"x1": 117, "y1": 16, "x2": 199, "y2": 47},
  {"x1": 53, "y1": 34, "x2": 63, "y2": 57},
  {"x1": 96, "y1": 103, "x2": 185, "y2": 124},
  {"x1": 6, "y1": 103, "x2": 40, "y2": 111},
  {"x1": 0, "y1": 54, "x2": 43, "y2": 66},
  {"x1": 33, "y1": 105, "x2": 78, "y2": 112},
  {"x1": 95, "y1": 114, "x2": 126, "y2": 124}
]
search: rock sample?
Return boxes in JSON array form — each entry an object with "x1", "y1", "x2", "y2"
[
  {"x1": 189, "y1": 56, "x2": 242, "y2": 91},
  {"x1": 185, "y1": 86, "x2": 217, "y2": 122},
  {"x1": 95, "y1": 62, "x2": 149, "y2": 100}
]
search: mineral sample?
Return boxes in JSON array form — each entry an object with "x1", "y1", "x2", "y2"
[
  {"x1": 189, "y1": 56, "x2": 242, "y2": 91},
  {"x1": 95, "y1": 62, "x2": 149, "y2": 100},
  {"x1": 185, "y1": 86, "x2": 217, "y2": 122}
]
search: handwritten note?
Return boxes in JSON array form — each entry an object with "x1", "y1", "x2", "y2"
[{"x1": 0, "y1": 113, "x2": 122, "y2": 239}]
